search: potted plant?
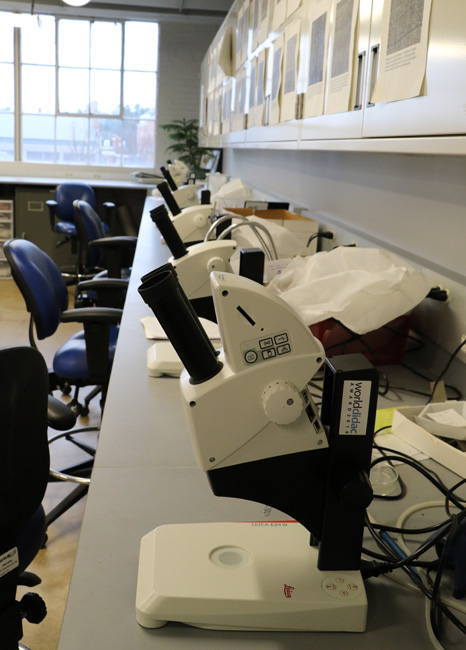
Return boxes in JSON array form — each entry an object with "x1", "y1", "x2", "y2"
[{"x1": 159, "y1": 118, "x2": 214, "y2": 178}]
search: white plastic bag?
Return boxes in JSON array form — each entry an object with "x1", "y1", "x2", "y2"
[
  {"x1": 267, "y1": 247, "x2": 431, "y2": 335},
  {"x1": 211, "y1": 178, "x2": 255, "y2": 210}
]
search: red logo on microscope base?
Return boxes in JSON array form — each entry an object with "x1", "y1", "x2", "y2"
[{"x1": 284, "y1": 584, "x2": 295, "y2": 598}]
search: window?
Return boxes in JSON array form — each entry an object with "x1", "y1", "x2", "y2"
[{"x1": 0, "y1": 12, "x2": 158, "y2": 169}]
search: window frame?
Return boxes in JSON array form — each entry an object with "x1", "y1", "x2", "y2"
[{"x1": 0, "y1": 11, "x2": 158, "y2": 179}]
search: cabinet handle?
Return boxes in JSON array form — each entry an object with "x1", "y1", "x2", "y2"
[
  {"x1": 367, "y1": 43, "x2": 380, "y2": 108},
  {"x1": 353, "y1": 51, "x2": 366, "y2": 111}
]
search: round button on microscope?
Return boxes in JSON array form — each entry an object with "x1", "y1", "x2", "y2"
[{"x1": 244, "y1": 350, "x2": 258, "y2": 364}]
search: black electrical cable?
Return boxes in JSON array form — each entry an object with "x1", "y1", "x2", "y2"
[
  {"x1": 425, "y1": 338, "x2": 466, "y2": 405},
  {"x1": 444, "y1": 476, "x2": 466, "y2": 517},
  {"x1": 401, "y1": 360, "x2": 463, "y2": 401},
  {"x1": 372, "y1": 450, "x2": 465, "y2": 511},
  {"x1": 306, "y1": 230, "x2": 334, "y2": 248},
  {"x1": 365, "y1": 436, "x2": 466, "y2": 642},
  {"x1": 430, "y1": 513, "x2": 459, "y2": 639}
]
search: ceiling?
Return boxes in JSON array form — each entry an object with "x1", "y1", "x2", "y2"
[{"x1": 0, "y1": 0, "x2": 234, "y2": 22}]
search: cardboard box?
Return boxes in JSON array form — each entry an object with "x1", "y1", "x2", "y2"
[
  {"x1": 392, "y1": 406, "x2": 466, "y2": 479},
  {"x1": 226, "y1": 208, "x2": 319, "y2": 252}
]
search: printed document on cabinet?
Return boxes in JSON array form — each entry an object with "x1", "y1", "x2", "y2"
[
  {"x1": 325, "y1": 0, "x2": 359, "y2": 115},
  {"x1": 371, "y1": 0, "x2": 433, "y2": 104},
  {"x1": 303, "y1": 0, "x2": 331, "y2": 118}
]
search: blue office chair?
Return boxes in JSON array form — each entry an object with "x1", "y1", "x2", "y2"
[
  {"x1": 3, "y1": 238, "x2": 122, "y2": 416},
  {"x1": 46, "y1": 183, "x2": 114, "y2": 284},
  {"x1": 73, "y1": 199, "x2": 136, "y2": 282},
  {"x1": 0, "y1": 346, "x2": 50, "y2": 650}
]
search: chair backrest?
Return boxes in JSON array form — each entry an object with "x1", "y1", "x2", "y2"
[
  {"x1": 0, "y1": 346, "x2": 50, "y2": 532},
  {"x1": 54, "y1": 183, "x2": 97, "y2": 223},
  {"x1": 74, "y1": 200, "x2": 107, "y2": 270},
  {"x1": 0, "y1": 346, "x2": 50, "y2": 649},
  {"x1": 3, "y1": 239, "x2": 69, "y2": 341}
]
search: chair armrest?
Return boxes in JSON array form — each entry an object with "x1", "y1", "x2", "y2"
[
  {"x1": 77, "y1": 278, "x2": 129, "y2": 292},
  {"x1": 89, "y1": 236, "x2": 137, "y2": 249},
  {"x1": 89, "y1": 237, "x2": 136, "y2": 279},
  {"x1": 46, "y1": 199, "x2": 58, "y2": 229},
  {"x1": 60, "y1": 306, "x2": 122, "y2": 325}
]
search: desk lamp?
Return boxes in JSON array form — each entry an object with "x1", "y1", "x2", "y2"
[
  {"x1": 136, "y1": 267, "x2": 378, "y2": 631},
  {"x1": 157, "y1": 181, "x2": 213, "y2": 244}
]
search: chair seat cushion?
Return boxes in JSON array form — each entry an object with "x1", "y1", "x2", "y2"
[
  {"x1": 55, "y1": 221, "x2": 77, "y2": 236},
  {"x1": 53, "y1": 326, "x2": 118, "y2": 380}
]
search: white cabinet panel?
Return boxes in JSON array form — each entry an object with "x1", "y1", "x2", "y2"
[{"x1": 363, "y1": 0, "x2": 466, "y2": 138}]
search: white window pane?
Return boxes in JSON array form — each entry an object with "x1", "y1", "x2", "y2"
[
  {"x1": 122, "y1": 118, "x2": 155, "y2": 167},
  {"x1": 58, "y1": 20, "x2": 89, "y2": 68},
  {"x1": 0, "y1": 14, "x2": 14, "y2": 62},
  {"x1": 21, "y1": 15, "x2": 55, "y2": 65},
  {"x1": 0, "y1": 64, "x2": 14, "y2": 111},
  {"x1": 123, "y1": 71, "x2": 156, "y2": 117},
  {"x1": 124, "y1": 22, "x2": 158, "y2": 72},
  {"x1": 58, "y1": 68, "x2": 89, "y2": 114},
  {"x1": 0, "y1": 113, "x2": 14, "y2": 161},
  {"x1": 22, "y1": 65, "x2": 56, "y2": 115},
  {"x1": 91, "y1": 22, "x2": 122, "y2": 70},
  {"x1": 56, "y1": 116, "x2": 89, "y2": 164},
  {"x1": 89, "y1": 118, "x2": 122, "y2": 166},
  {"x1": 90, "y1": 70, "x2": 120, "y2": 115},
  {"x1": 22, "y1": 115, "x2": 55, "y2": 162}
]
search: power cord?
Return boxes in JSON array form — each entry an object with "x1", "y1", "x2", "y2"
[
  {"x1": 362, "y1": 450, "x2": 466, "y2": 647},
  {"x1": 306, "y1": 230, "x2": 334, "y2": 248}
]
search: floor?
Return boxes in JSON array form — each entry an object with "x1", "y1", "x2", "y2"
[{"x1": 0, "y1": 278, "x2": 102, "y2": 650}]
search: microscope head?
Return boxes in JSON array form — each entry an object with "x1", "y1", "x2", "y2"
[{"x1": 150, "y1": 204, "x2": 236, "y2": 320}]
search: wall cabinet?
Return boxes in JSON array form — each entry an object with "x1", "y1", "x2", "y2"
[
  {"x1": 363, "y1": 0, "x2": 466, "y2": 139},
  {"x1": 200, "y1": 0, "x2": 466, "y2": 155}
]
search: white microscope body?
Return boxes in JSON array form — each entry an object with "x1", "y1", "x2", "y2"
[
  {"x1": 136, "y1": 268, "x2": 378, "y2": 632},
  {"x1": 156, "y1": 180, "x2": 212, "y2": 243}
]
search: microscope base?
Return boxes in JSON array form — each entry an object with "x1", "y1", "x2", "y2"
[{"x1": 136, "y1": 521, "x2": 367, "y2": 632}]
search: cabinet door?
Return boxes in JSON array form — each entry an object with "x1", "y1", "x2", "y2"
[
  {"x1": 363, "y1": 0, "x2": 466, "y2": 138},
  {"x1": 301, "y1": 0, "x2": 373, "y2": 141}
]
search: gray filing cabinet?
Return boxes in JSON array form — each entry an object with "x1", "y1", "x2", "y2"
[
  {"x1": 0, "y1": 200, "x2": 14, "y2": 278},
  {"x1": 14, "y1": 186, "x2": 77, "y2": 268}
]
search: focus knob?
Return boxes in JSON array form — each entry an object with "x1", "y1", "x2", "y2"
[
  {"x1": 207, "y1": 256, "x2": 227, "y2": 272},
  {"x1": 261, "y1": 381, "x2": 304, "y2": 425},
  {"x1": 194, "y1": 213, "x2": 207, "y2": 228}
]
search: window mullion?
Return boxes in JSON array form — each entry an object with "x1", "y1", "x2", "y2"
[{"x1": 14, "y1": 25, "x2": 22, "y2": 162}]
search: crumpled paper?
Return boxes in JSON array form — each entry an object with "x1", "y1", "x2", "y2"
[
  {"x1": 267, "y1": 247, "x2": 431, "y2": 335},
  {"x1": 211, "y1": 178, "x2": 255, "y2": 210}
]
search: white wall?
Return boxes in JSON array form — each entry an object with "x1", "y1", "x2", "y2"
[
  {"x1": 223, "y1": 147, "x2": 466, "y2": 381},
  {"x1": 156, "y1": 21, "x2": 219, "y2": 170}
]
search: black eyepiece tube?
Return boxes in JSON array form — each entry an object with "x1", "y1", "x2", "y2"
[
  {"x1": 201, "y1": 189, "x2": 211, "y2": 205},
  {"x1": 150, "y1": 205, "x2": 188, "y2": 260},
  {"x1": 160, "y1": 166, "x2": 178, "y2": 192},
  {"x1": 157, "y1": 181, "x2": 181, "y2": 216},
  {"x1": 138, "y1": 266, "x2": 222, "y2": 384},
  {"x1": 141, "y1": 263, "x2": 216, "y2": 350}
]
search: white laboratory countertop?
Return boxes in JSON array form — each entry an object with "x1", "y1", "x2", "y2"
[{"x1": 57, "y1": 197, "x2": 465, "y2": 649}]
